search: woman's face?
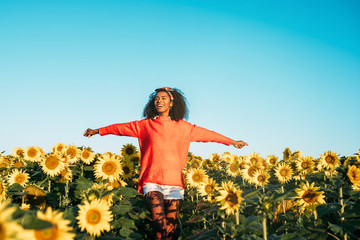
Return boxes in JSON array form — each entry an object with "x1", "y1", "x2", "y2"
[{"x1": 154, "y1": 91, "x2": 173, "y2": 116}]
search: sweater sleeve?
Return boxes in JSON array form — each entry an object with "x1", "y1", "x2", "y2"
[
  {"x1": 98, "y1": 121, "x2": 141, "y2": 138},
  {"x1": 189, "y1": 124, "x2": 233, "y2": 146}
]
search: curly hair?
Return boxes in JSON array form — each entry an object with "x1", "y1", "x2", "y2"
[{"x1": 142, "y1": 88, "x2": 189, "y2": 121}]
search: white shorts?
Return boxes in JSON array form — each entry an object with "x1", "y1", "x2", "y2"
[{"x1": 143, "y1": 182, "x2": 184, "y2": 200}]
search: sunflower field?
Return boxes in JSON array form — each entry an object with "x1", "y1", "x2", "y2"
[{"x1": 1, "y1": 143, "x2": 360, "y2": 240}]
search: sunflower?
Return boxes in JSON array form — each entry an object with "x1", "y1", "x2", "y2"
[
  {"x1": 209, "y1": 153, "x2": 221, "y2": 165},
  {"x1": 80, "y1": 148, "x2": 96, "y2": 165},
  {"x1": 227, "y1": 160, "x2": 241, "y2": 177},
  {"x1": 31, "y1": 207, "x2": 75, "y2": 240},
  {"x1": 319, "y1": 151, "x2": 340, "y2": 170},
  {"x1": 253, "y1": 169, "x2": 270, "y2": 187},
  {"x1": 283, "y1": 147, "x2": 292, "y2": 161},
  {"x1": 221, "y1": 152, "x2": 233, "y2": 163},
  {"x1": 24, "y1": 146, "x2": 42, "y2": 162},
  {"x1": 7, "y1": 169, "x2": 30, "y2": 187},
  {"x1": 295, "y1": 181, "x2": 326, "y2": 211},
  {"x1": 295, "y1": 156, "x2": 314, "y2": 173},
  {"x1": 120, "y1": 159, "x2": 134, "y2": 180},
  {"x1": 186, "y1": 168, "x2": 208, "y2": 188},
  {"x1": 245, "y1": 152, "x2": 262, "y2": 166},
  {"x1": 23, "y1": 185, "x2": 46, "y2": 210},
  {"x1": 0, "y1": 155, "x2": 10, "y2": 169},
  {"x1": 76, "y1": 199, "x2": 113, "y2": 237},
  {"x1": 13, "y1": 159, "x2": 26, "y2": 168},
  {"x1": 274, "y1": 162, "x2": 293, "y2": 184},
  {"x1": 59, "y1": 166, "x2": 73, "y2": 183},
  {"x1": 202, "y1": 159, "x2": 215, "y2": 170},
  {"x1": 216, "y1": 181, "x2": 243, "y2": 215},
  {"x1": 12, "y1": 146, "x2": 24, "y2": 158},
  {"x1": 64, "y1": 144, "x2": 80, "y2": 164},
  {"x1": 0, "y1": 200, "x2": 32, "y2": 240},
  {"x1": 265, "y1": 155, "x2": 278, "y2": 167},
  {"x1": 198, "y1": 178, "x2": 218, "y2": 197},
  {"x1": 241, "y1": 164, "x2": 261, "y2": 184},
  {"x1": 52, "y1": 143, "x2": 67, "y2": 154},
  {"x1": 347, "y1": 165, "x2": 360, "y2": 185},
  {"x1": 292, "y1": 150, "x2": 303, "y2": 160},
  {"x1": 121, "y1": 144, "x2": 138, "y2": 159},
  {"x1": 108, "y1": 179, "x2": 127, "y2": 189},
  {"x1": 40, "y1": 153, "x2": 65, "y2": 177},
  {"x1": 94, "y1": 154, "x2": 123, "y2": 183},
  {"x1": 0, "y1": 179, "x2": 7, "y2": 201}
]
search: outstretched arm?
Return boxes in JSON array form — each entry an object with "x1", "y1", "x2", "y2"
[
  {"x1": 231, "y1": 140, "x2": 248, "y2": 149},
  {"x1": 83, "y1": 128, "x2": 99, "y2": 138}
]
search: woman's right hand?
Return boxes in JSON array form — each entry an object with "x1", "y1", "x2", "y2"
[{"x1": 83, "y1": 128, "x2": 99, "y2": 138}]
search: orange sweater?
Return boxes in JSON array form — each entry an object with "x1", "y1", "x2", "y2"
[{"x1": 99, "y1": 116, "x2": 233, "y2": 193}]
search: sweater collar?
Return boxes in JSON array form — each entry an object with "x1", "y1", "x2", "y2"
[{"x1": 153, "y1": 115, "x2": 172, "y2": 121}]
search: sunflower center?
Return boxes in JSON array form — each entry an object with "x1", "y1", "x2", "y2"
[
  {"x1": 34, "y1": 227, "x2": 57, "y2": 240},
  {"x1": 205, "y1": 185, "x2": 214, "y2": 194},
  {"x1": 229, "y1": 163, "x2": 238, "y2": 172},
  {"x1": 301, "y1": 162, "x2": 309, "y2": 169},
  {"x1": 67, "y1": 149, "x2": 77, "y2": 158},
  {"x1": 14, "y1": 161, "x2": 25, "y2": 168},
  {"x1": 302, "y1": 190, "x2": 318, "y2": 203},
  {"x1": 270, "y1": 158, "x2": 277, "y2": 165},
  {"x1": 325, "y1": 155, "x2": 335, "y2": 164},
  {"x1": 28, "y1": 148, "x2": 37, "y2": 158},
  {"x1": 16, "y1": 150, "x2": 23, "y2": 155},
  {"x1": 125, "y1": 147, "x2": 134, "y2": 156},
  {"x1": 258, "y1": 175, "x2": 266, "y2": 182},
  {"x1": 123, "y1": 166, "x2": 130, "y2": 175},
  {"x1": 248, "y1": 167, "x2": 257, "y2": 177},
  {"x1": 225, "y1": 192, "x2": 239, "y2": 206},
  {"x1": 192, "y1": 174, "x2": 202, "y2": 182},
  {"x1": 102, "y1": 162, "x2": 116, "y2": 175},
  {"x1": 250, "y1": 158, "x2": 258, "y2": 165},
  {"x1": 86, "y1": 209, "x2": 102, "y2": 224},
  {"x1": 82, "y1": 151, "x2": 90, "y2": 159},
  {"x1": 15, "y1": 175, "x2": 25, "y2": 184},
  {"x1": 45, "y1": 156, "x2": 60, "y2": 170},
  {"x1": 279, "y1": 168, "x2": 289, "y2": 177}
]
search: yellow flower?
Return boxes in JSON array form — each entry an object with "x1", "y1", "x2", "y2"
[
  {"x1": 108, "y1": 179, "x2": 127, "y2": 189},
  {"x1": 0, "y1": 179, "x2": 7, "y2": 202},
  {"x1": 13, "y1": 159, "x2": 26, "y2": 168},
  {"x1": 120, "y1": 159, "x2": 134, "y2": 180},
  {"x1": 201, "y1": 159, "x2": 215, "y2": 170},
  {"x1": 283, "y1": 147, "x2": 292, "y2": 161},
  {"x1": 221, "y1": 152, "x2": 233, "y2": 163},
  {"x1": 7, "y1": 169, "x2": 30, "y2": 187},
  {"x1": 198, "y1": 178, "x2": 218, "y2": 197},
  {"x1": 0, "y1": 200, "x2": 33, "y2": 240},
  {"x1": 241, "y1": 164, "x2": 261, "y2": 184},
  {"x1": 94, "y1": 154, "x2": 123, "y2": 183},
  {"x1": 292, "y1": 150, "x2": 303, "y2": 160},
  {"x1": 59, "y1": 166, "x2": 73, "y2": 183},
  {"x1": 347, "y1": 165, "x2": 360, "y2": 185},
  {"x1": 295, "y1": 181, "x2": 326, "y2": 211},
  {"x1": 0, "y1": 155, "x2": 11, "y2": 168},
  {"x1": 41, "y1": 153, "x2": 65, "y2": 177},
  {"x1": 80, "y1": 148, "x2": 96, "y2": 164},
  {"x1": 121, "y1": 144, "x2": 138, "y2": 159},
  {"x1": 24, "y1": 146, "x2": 42, "y2": 162},
  {"x1": 12, "y1": 146, "x2": 24, "y2": 158},
  {"x1": 319, "y1": 151, "x2": 340, "y2": 170},
  {"x1": 76, "y1": 199, "x2": 113, "y2": 237},
  {"x1": 216, "y1": 181, "x2": 243, "y2": 215},
  {"x1": 253, "y1": 169, "x2": 270, "y2": 187},
  {"x1": 209, "y1": 153, "x2": 221, "y2": 165},
  {"x1": 23, "y1": 185, "x2": 46, "y2": 210},
  {"x1": 245, "y1": 152, "x2": 262, "y2": 166},
  {"x1": 227, "y1": 160, "x2": 241, "y2": 177},
  {"x1": 265, "y1": 155, "x2": 278, "y2": 167},
  {"x1": 296, "y1": 156, "x2": 315, "y2": 173},
  {"x1": 52, "y1": 143, "x2": 67, "y2": 154},
  {"x1": 274, "y1": 162, "x2": 293, "y2": 184},
  {"x1": 31, "y1": 207, "x2": 75, "y2": 240},
  {"x1": 186, "y1": 168, "x2": 208, "y2": 188},
  {"x1": 64, "y1": 144, "x2": 80, "y2": 164}
]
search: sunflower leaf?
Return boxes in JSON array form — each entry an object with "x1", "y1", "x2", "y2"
[
  {"x1": 119, "y1": 186, "x2": 141, "y2": 198},
  {"x1": 22, "y1": 214, "x2": 53, "y2": 229}
]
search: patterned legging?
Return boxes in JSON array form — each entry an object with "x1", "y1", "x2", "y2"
[{"x1": 144, "y1": 191, "x2": 182, "y2": 240}]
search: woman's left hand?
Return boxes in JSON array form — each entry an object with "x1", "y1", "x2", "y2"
[{"x1": 231, "y1": 140, "x2": 248, "y2": 149}]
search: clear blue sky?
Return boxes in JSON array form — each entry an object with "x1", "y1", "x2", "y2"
[{"x1": 1, "y1": 0, "x2": 359, "y2": 159}]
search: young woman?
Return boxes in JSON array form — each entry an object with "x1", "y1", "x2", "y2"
[{"x1": 83, "y1": 87, "x2": 248, "y2": 240}]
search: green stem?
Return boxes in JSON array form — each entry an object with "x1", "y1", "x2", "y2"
[
  {"x1": 236, "y1": 209, "x2": 240, "y2": 225},
  {"x1": 262, "y1": 215, "x2": 268, "y2": 240},
  {"x1": 48, "y1": 179, "x2": 51, "y2": 192},
  {"x1": 339, "y1": 187, "x2": 347, "y2": 240}
]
